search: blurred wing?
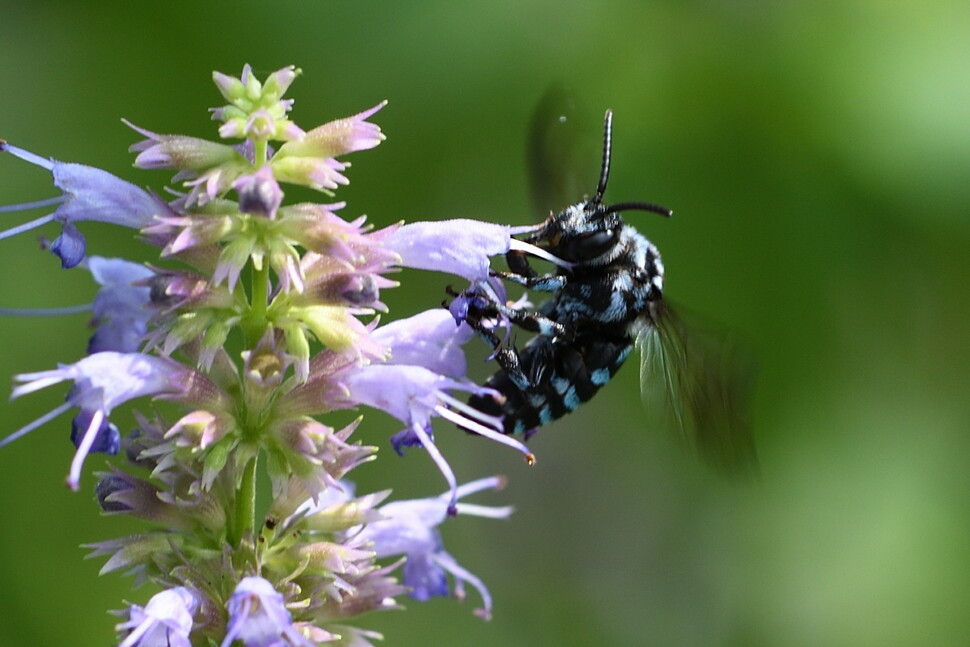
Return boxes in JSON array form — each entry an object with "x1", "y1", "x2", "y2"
[
  {"x1": 636, "y1": 300, "x2": 759, "y2": 478},
  {"x1": 527, "y1": 83, "x2": 597, "y2": 216}
]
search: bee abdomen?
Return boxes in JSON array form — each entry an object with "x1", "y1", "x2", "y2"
[{"x1": 468, "y1": 334, "x2": 633, "y2": 436}]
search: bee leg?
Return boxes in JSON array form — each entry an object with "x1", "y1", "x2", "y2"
[
  {"x1": 492, "y1": 347, "x2": 533, "y2": 391},
  {"x1": 501, "y1": 305, "x2": 567, "y2": 338},
  {"x1": 480, "y1": 316, "x2": 564, "y2": 391},
  {"x1": 456, "y1": 290, "x2": 558, "y2": 391},
  {"x1": 459, "y1": 304, "x2": 535, "y2": 390},
  {"x1": 459, "y1": 288, "x2": 568, "y2": 339},
  {"x1": 498, "y1": 250, "x2": 568, "y2": 293},
  {"x1": 506, "y1": 249, "x2": 535, "y2": 277},
  {"x1": 483, "y1": 298, "x2": 568, "y2": 338},
  {"x1": 492, "y1": 270, "x2": 567, "y2": 292},
  {"x1": 518, "y1": 336, "x2": 554, "y2": 388},
  {"x1": 488, "y1": 337, "x2": 555, "y2": 392},
  {"x1": 453, "y1": 291, "x2": 519, "y2": 349}
]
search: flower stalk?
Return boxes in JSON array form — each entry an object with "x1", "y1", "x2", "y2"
[
  {"x1": 1, "y1": 64, "x2": 533, "y2": 645},
  {"x1": 245, "y1": 261, "x2": 271, "y2": 345},
  {"x1": 231, "y1": 454, "x2": 259, "y2": 547}
]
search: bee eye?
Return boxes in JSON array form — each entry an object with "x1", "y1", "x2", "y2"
[{"x1": 565, "y1": 229, "x2": 616, "y2": 259}]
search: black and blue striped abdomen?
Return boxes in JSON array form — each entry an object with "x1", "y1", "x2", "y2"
[{"x1": 468, "y1": 332, "x2": 634, "y2": 436}]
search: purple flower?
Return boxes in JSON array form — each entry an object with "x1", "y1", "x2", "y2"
[
  {"x1": 2, "y1": 352, "x2": 189, "y2": 490},
  {"x1": 0, "y1": 141, "x2": 168, "y2": 267},
  {"x1": 116, "y1": 586, "x2": 198, "y2": 647},
  {"x1": 221, "y1": 576, "x2": 316, "y2": 647},
  {"x1": 85, "y1": 256, "x2": 155, "y2": 353},
  {"x1": 383, "y1": 219, "x2": 568, "y2": 284},
  {"x1": 343, "y1": 363, "x2": 531, "y2": 514},
  {"x1": 0, "y1": 255, "x2": 152, "y2": 353},
  {"x1": 372, "y1": 308, "x2": 474, "y2": 377},
  {"x1": 287, "y1": 308, "x2": 533, "y2": 512},
  {"x1": 357, "y1": 476, "x2": 513, "y2": 620},
  {"x1": 383, "y1": 219, "x2": 512, "y2": 283}
]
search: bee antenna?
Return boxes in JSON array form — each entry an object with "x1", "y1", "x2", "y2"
[
  {"x1": 592, "y1": 111, "x2": 673, "y2": 219},
  {"x1": 593, "y1": 110, "x2": 613, "y2": 205},
  {"x1": 603, "y1": 201, "x2": 673, "y2": 218}
]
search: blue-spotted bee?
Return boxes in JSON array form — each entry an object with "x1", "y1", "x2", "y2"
[{"x1": 450, "y1": 109, "x2": 756, "y2": 474}]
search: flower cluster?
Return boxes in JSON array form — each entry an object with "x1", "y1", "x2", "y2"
[{"x1": 0, "y1": 65, "x2": 544, "y2": 645}]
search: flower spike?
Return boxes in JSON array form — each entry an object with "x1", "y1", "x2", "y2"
[{"x1": 1, "y1": 65, "x2": 527, "y2": 643}]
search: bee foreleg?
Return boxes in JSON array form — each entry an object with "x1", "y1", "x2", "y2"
[
  {"x1": 500, "y1": 249, "x2": 569, "y2": 292},
  {"x1": 506, "y1": 249, "x2": 536, "y2": 278},
  {"x1": 491, "y1": 269, "x2": 567, "y2": 293}
]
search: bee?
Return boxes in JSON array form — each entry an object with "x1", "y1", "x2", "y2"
[{"x1": 451, "y1": 110, "x2": 756, "y2": 474}]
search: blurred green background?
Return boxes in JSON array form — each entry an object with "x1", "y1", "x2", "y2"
[{"x1": 2, "y1": 1, "x2": 969, "y2": 646}]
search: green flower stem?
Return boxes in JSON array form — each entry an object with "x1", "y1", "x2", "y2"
[
  {"x1": 251, "y1": 262, "x2": 269, "y2": 319},
  {"x1": 230, "y1": 454, "x2": 258, "y2": 547},
  {"x1": 243, "y1": 262, "x2": 271, "y2": 346},
  {"x1": 253, "y1": 139, "x2": 268, "y2": 168}
]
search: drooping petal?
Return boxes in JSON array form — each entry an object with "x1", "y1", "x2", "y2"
[
  {"x1": 116, "y1": 587, "x2": 198, "y2": 647},
  {"x1": 50, "y1": 221, "x2": 87, "y2": 268},
  {"x1": 7, "y1": 352, "x2": 191, "y2": 489},
  {"x1": 70, "y1": 409, "x2": 121, "y2": 455},
  {"x1": 342, "y1": 363, "x2": 526, "y2": 511},
  {"x1": 221, "y1": 577, "x2": 316, "y2": 647},
  {"x1": 342, "y1": 364, "x2": 494, "y2": 429},
  {"x1": 356, "y1": 476, "x2": 511, "y2": 619},
  {"x1": 85, "y1": 256, "x2": 155, "y2": 353}
]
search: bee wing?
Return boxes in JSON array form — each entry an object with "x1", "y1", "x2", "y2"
[
  {"x1": 636, "y1": 300, "x2": 759, "y2": 477},
  {"x1": 527, "y1": 84, "x2": 598, "y2": 216}
]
